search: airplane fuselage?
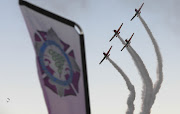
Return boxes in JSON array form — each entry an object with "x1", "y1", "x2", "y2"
[
  {"x1": 114, "y1": 30, "x2": 118, "y2": 34},
  {"x1": 135, "y1": 10, "x2": 139, "y2": 15},
  {"x1": 114, "y1": 30, "x2": 120, "y2": 36},
  {"x1": 135, "y1": 8, "x2": 141, "y2": 16},
  {"x1": 125, "y1": 39, "x2": 131, "y2": 47}
]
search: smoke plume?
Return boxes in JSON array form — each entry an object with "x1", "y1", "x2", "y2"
[
  {"x1": 117, "y1": 35, "x2": 153, "y2": 114},
  {"x1": 138, "y1": 15, "x2": 163, "y2": 111},
  {"x1": 107, "y1": 57, "x2": 135, "y2": 114}
]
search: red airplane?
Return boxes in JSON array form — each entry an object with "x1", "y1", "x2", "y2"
[
  {"x1": 99, "y1": 46, "x2": 112, "y2": 64},
  {"x1": 121, "y1": 33, "x2": 134, "y2": 51},
  {"x1": 109, "y1": 23, "x2": 123, "y2": 42},
  {"x1": 130, "y1": 3, "x2": 144, "y2": 21}
]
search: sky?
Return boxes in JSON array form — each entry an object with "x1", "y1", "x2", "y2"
[{"x1": 0, "y1": 0, "x2": 180, "y2": 114}]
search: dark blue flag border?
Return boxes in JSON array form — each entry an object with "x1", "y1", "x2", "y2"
[{"x1": 19, "y1": 1, "x2": 91, "y2": 114}]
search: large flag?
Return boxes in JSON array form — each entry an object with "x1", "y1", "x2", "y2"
[{"x1": 19, "y1": 1, "x2": 91, "y2": 114}]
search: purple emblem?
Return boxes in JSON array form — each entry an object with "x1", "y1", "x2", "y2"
[{"x1": 35, "y1": 28, "x2": 80, "y2": 97}]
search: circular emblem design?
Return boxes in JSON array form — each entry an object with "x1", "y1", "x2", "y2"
[
  {"x1": 34, "y1": 29, "x2": 80, "y2": 97},
  {"x1": 39, "y1": 40, "x2": 73, "y2": 86}
]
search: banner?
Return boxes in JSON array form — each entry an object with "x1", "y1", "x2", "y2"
[{"x1": 19, "y1": 1, "x2": 90, "y2": 114}]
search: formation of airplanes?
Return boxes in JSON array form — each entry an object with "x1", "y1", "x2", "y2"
[{"x1": 100, "y1": 3, "x2": 144, "y2": 64}]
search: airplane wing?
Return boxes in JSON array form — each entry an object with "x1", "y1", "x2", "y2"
[
  {"x1": 109, "y1": 33, "x2": 116, "y2": 42},
  {"x1": 128, "y1": 33, "x2": 134, "y2": 41},
  {"x1": 138, "y1": 3, "x2": 144, "y2": 11},
  {"x1": 99, "y1": 56, "x2": 106, "y2": 64},
  {"x1": 130, "y1": 14, "x2": 137, "y2": 21},
  {"x1": 121, "y1": 44, "x2": 127, "y2": 51},
  {"x1": 117, "y1": 23, "x2": 123, "y2": 32},
  {"x1": 107, "y1": 46, "x2": 112, "y2": 54}
]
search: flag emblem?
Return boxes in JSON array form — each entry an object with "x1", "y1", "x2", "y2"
[{"x1": 35, "y1": 28, "x2": 80, "y2": 97}]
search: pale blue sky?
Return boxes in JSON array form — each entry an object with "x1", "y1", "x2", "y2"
[{"x1": 0, "y1": 0, "x2": 180, "y2": 114}]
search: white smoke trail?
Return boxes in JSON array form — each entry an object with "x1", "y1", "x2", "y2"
[
  {"x1": 117, "y1": 35, "x2": 153, "y2": 114},
  {"x1": 107, "y1": 57, "x2": 135, "y2": 114},
  {"x1": 139, "y1": 15, "x2": 163, "y2": 110}
]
